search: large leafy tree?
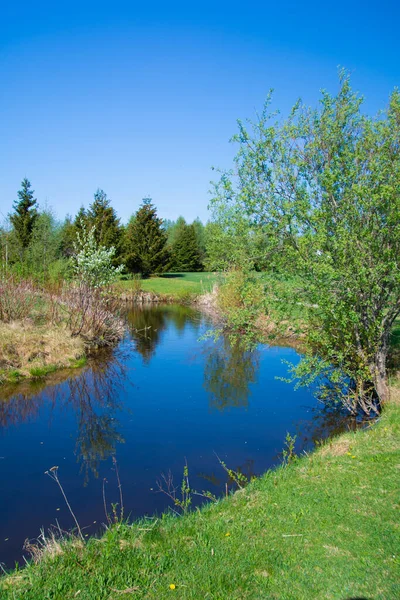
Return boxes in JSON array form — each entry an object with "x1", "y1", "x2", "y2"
[
  {"x1": 170, "y1": 223, "x2": 203, "y2": 272},
  {"x1": 124, "y1": 198, "x2": 169, "y2": 276},
  {"x1": 210, "y1": 72, "x2": 400, "y2": 415},
  {"x1": 10, "y1": 178, "x2": 38, "y2": 250}
]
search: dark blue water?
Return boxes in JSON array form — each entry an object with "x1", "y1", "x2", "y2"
[{"x1": 0, "y1": 305, "x2": 347, "y2": 567}]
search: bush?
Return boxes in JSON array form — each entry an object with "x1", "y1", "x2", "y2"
[
  {"x1": 62, "y1": 283, "x2": 124, "y2": 347},
  {"x1": 0, "y1": 276, "x2": 37, "y2": 322}
]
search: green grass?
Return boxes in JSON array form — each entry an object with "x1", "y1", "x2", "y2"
[
  {"x1": 2, "y1": 399, "x2": 399, "y2": 599},
  {"x1": 116, "y1": 272, "x2": 219, "y2": 299},
  {"x1": 29, "y1": 365, "x2": 58, "y2": 378},
  {"x1": 69, "y1": 356, "x2": 88, "y2": 369}
]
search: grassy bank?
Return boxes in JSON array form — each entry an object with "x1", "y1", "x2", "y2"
[
  {"x1": 0, "y1": 277, "x2": 123, "y2": 385},
  {"x1": 1, "y1": 396, "x2": 399, "y2": 599},
  {"x1": 116, "y1": 272, "x2": 218, "y2": 300},
  {"x1": 0, "y1": 322, "x2": 86, "y2": 385}
]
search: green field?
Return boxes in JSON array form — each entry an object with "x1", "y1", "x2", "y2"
[
  {"x1": 2, "y1": 396, "x2": 399, "y2": 599},
  {"x1": 116, "y1": 272, "x2": 219, "y2": 298}
]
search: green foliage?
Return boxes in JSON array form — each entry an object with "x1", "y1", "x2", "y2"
[
  {"x1": 282, "y1": 432, "x2": 297, "y2": 465},
  {"x1": 26, "y1": 210, "x2": 62, "y2": 281},
  {"x1": 86, "y1": 189, "x2": 122, "y2": 254},
  {"x1": 170, "y1": 223, "x2": 203, "y2": 272},
  {"x1": 123, "y1": 198, "x2": 170, "y2": 276},
  {"x1": 210, "y1": 71, "x2": 400, "y2": 414},
  {"x1": 59, "y1": 215, "x2": 78, "y2": 258},
  {"x1": 165, "y1": 215, "x2": 187, "y2": 246},
  {"x1": 217, "y1": 270, "x2": 265, "y2": 343},
  {"x1": 72, "y1": 224, "x2": 123, "y2": 288},
  {"x1": 9, "y1": 178, "x2": 38, "y2": 251}
]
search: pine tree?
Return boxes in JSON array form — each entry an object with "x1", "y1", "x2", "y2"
[
  {"x1": 10, "y1": 178, "x2": 38, "y2": 249},
  {"x1": 87, "y1": 189, "x2": 121, "y2": 251},
  {"x1": 170, "y1": 223, "x2": 203, "y2": 272},
  {"x1": 74, "y1": 206, "x2": 87, "y2": 230},
  {"x1": 166, "y1": 216, "x2": 186, "y2": 246},
  {"x1": 59, "y1": 215, "x2": 77, "y2": 258},
  {"x1": 124, "y1": 198, "x2": 169, "y2": 276}
]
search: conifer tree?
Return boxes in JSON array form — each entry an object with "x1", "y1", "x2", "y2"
[
  {"x1": 166, "y1": 216, "x2": 186, "y2": 246},
  {"x1": 87, "y1": 189, "x2": 121, "y2": 251},
  {"x1": 170, "y1": 223, "x2": 203, "y2": 272},
  {"x1": 10, "y1": 178, "x2": 38, "y2": 249},
  {"x1": 124, "y1": 198, "x2": 169, "y2": 276},
  {"x1": 59, "y1": 215, "x2": 77, "y2": 258}
]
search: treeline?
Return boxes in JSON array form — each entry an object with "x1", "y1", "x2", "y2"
[{"x1": 0, "y1": 179, "x2": 210, "y2": 280}]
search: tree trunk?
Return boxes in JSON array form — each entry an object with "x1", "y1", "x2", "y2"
[{"x1": 370, "y1": 346, "x2": 390, "y2": 408}]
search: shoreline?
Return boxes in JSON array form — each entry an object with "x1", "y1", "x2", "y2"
[{"x1": 1, "y1": 390, "x2": 398, "y2": 598}]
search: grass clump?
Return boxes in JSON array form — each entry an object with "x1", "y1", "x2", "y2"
[
  {"x1": 1, "y1": 398, "x2": 399, "y2": 599},
  {"x1": 0, "y1": 321, "x2": 85, "y2": 384}
]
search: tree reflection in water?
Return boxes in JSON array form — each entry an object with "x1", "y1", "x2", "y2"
[
  {"x1": 125, "y1": 304, "x2": 200, "y2": 362},
  {"x1": 0, "y1": 352, "x2": 127, "y2": 482},
  {"x1": 203, "y1": 337, "x2": 260, "y2": 411}
]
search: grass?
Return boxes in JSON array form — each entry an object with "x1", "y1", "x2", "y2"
[
  {"x1": 116, "y1": 272, "x2": 219, "y2": 299},
  {"x1": 1, "y1": 396, "x2": 399, "y2": 599},
  {"x1": 0, "y1": 321, "x2": 85, "y2": 385}
]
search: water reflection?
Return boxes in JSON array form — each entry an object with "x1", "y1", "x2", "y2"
[
  {"x1": 0, "y1": 354, "x2": 127, "y2": 481},
  {"x1": 0, "y1": 304, "x2": 361, "y2": 568},
  {"x1": 125, "y1": 304, "x2": 199, "y2": 362},
  {"x1": 203, "y1": 338, "x2": 260, "y2": 411}
]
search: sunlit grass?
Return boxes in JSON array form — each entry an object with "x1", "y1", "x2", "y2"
[{"x1": 116, "y1": 272, "x2": 219, "y2": 297}]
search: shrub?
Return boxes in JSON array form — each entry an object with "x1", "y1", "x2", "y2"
[
  {"x1": 62, "y1": 283, "x2": 124, "y2": 347},
  {"x1": 0, "y1": 276, "x2": 37, "y2": 322}
]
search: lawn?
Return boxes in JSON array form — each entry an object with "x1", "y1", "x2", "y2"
[
  {"x1": 2, "y1": 394, "x2": 399, "y2": 599},
  {"x1": 116, "y1": 272, "x2": 219, "y2": 298}
]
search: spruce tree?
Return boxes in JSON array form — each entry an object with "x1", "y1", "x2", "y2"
[
  {"x1": 87, "y1": 189, "x2": 121, "y2": 251},
  {"x1": 166, "y1": 216, "x2": 186, "y2": 246},
  {"x1": 124, "y1": 198, "x2": 169, "y2": 276},
  {"x1": 10, "y1": 178, "x2": 38, "y2": 249},
  {"x1": 74, "y1": 206, "x2": 88, "y2": 232},
  {"x1": 171, "y1": 223, "x2": 203, "y2": 272},
  {"x1": 59, "y1": 215, "x2": 77, "y2": 258}
]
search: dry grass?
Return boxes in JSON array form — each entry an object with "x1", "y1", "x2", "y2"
[
  {"x1": 319, "y1": 436, "x2": 352, "y2": 457},
  {"x1": 389, "y1": 384, "x2": 400, "y2": 405},
  {"x1": 0, "y1": 321, "x2": 85, "y2": 382}
]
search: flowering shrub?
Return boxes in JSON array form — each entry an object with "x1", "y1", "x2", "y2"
[{"x1": 73, "y1": 225, "x2": 123, "y2": 288}]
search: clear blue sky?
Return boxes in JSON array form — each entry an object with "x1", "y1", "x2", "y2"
[{"x1": 1, "y1": 1, "x2": 399, "y2": 225}]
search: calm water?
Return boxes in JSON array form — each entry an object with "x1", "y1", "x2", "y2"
[{"x1": 0, "y1": 305, "x2": 348, "y2": 567}]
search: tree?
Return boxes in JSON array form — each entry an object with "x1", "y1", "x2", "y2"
[
  {"x1": 210, "y1": 72, "x2": 400, "y2": 415},
  {"x1": 73, "y1": 224, "x2": 123, "y2": 288},
  {"x1": 59, "y1": 215, "x2": 78, "y2": 258},
  {"x1": 87, "y1": 189, "x2": 121, "y2": 253},
  {"x1": 192, "y1": 217, "x2": 206, "y2": 264},
  {"x1": 123, "y1": 198, "x2": 169, "y2": 276},
  {"x1": 170, "y1": 223, "x2": 203, "y2": 272},
  {"x1": 165, "y1": 216, "x2": 187, "y2": 246},
  {"x1": 9, "y1": 178, "x2": 38, "y2": 250},
  {"x1": 74, "y1": 206, "x2": 87, "y2": 232},
  {"x1": 27, "y1": 209, "x2": 61, "y2": 279}
]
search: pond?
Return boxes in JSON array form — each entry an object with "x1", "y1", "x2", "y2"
[{"x1": 0, "y1": 305, "x2": 350, "y2": 567}]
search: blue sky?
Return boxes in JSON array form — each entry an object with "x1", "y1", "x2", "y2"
[{"x1": 1, "y1": 1, "x2": 399, "y2": 224}]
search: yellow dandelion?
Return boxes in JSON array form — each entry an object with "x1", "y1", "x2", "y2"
[
  {"x1": 169, "y1": 584, "x2": 176, "y2": 590},
  {"x1": 346, "y1": 452, "x2": 352, "y2": 456},
  {"x1": 351, "y1": 455, "x2": 356, "y2": 459},
  {"x1": 225, "y1": 532, "x2": 231, "y2": 537}
]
